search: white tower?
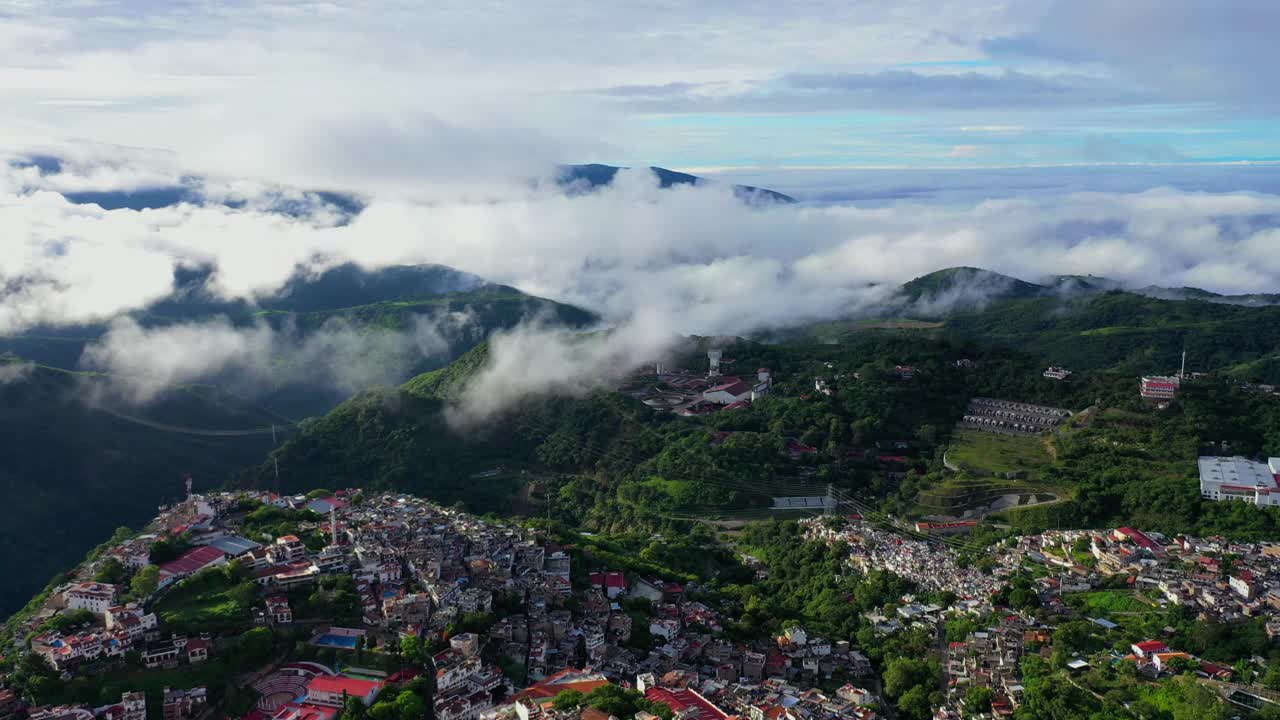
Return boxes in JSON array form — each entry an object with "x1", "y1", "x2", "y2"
[
  {"x1": 1180, "y1": 349, "x2": 1187, "y2": 380},
  {"x1": 329, "y1": 506, "x2": 339, "y2": 546},
  {"x1": 708, "y1": 349, "x2": 723, "y2": 378},
  {"x1": 184, "y1": 474, "x2": 193, "y2": 500}
]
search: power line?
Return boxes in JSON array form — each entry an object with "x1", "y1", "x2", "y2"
[{"x1": 94, "y1": 403, "x2": 301, "y2": 437}]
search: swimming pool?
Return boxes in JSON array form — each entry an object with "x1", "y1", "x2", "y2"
[{"x1": 312, "y1": 633, "x2": 359, "y2": 649}]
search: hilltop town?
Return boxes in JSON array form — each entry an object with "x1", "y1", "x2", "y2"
[{"x1": 2, "y1": 478, "x2": 1280, "y2": 720}]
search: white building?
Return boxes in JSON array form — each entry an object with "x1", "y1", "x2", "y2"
[
  {"x1": 1043, "y1": 366, "x2": 1072, "y2": 380},
  {"x1": 1198, "y1": 456, "x2": 1280, "y2": 507},
  {"x1": 704, "y1": 379, "x2": 752, "y2": 405},
  {"x1": 64, "y1": 583, "x2": 119, "y2": 616}
]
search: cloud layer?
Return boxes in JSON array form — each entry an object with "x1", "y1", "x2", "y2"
[
  {"x1": 5, "y1": 150, "x2": 1280, "y2": 419},
  {"x1": 80, "y1": 312, "x2": 475, "y2": 404},
  {"x1": 3, "y1": 1, "x2": 1278, "y2": 171},
  {"x1": 6, "y1": 155, "x2": 1280, "y2": 345}
]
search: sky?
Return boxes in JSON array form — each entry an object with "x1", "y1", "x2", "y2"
[
  {"x1": 4, "y1": 1, "x2": 1280, "y2": 408},
  {"x1": 3, "y1": 0, "x2": 1279, "y2": 176}
]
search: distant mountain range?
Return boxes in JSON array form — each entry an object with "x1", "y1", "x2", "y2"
[
  {"x1": 11, "y1": 155, "x2": 795, "y2": 213},
  {"x1": 889, "y1": 266, "x2": 1280, "y2": 315},
  {"x1": 558, "y1": 164, "x2": 796, "y2": 204}
]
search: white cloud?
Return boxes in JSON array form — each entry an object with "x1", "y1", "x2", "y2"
[
  {"x1": 7, "y1": 157, "x2": 1280, "y2": 346},
  {"x1": 0, "y1": 360, "x2": 34, "y2": 385},
  {"x1": 449, "y1": 314, "x2": 678, "y2": 426},
  {"x1": 79, "y1": 311, "x2": 474, "y2": 404}
]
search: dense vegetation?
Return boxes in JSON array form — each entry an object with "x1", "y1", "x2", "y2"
[
  {"x1": 8, "y1": 269, "x2": 1280, "y2": 628},
  {"x1": 261, "y1": 315, "x2": 1280, "y2": 549},
  {"x1": 0, "y1": 363, "x2": 280, "y2": 616}
]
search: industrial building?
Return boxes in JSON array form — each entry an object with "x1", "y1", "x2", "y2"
[{"x1": 1198, "y1": 456, "x2": 1280, "y2": 507}]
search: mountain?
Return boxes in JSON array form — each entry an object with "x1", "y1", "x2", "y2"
[
  {"x1": 253, "y1": 342, "x2": 656, "y2": 514},
  {"x1": 15, "y1": 155, "x2": 794, "y2": 212},
  {"x1": 898, "y1": 267, "x2": 1049, "y2": 306},
  {"x1": 943, "y1": 290, "x2": 1280, "y2": 382},
  {"x1": 558, "y1": 163, "x2": 796, "y2": 204},
  {"x1": 0, "y1": 360, "x2": 282, "y2": 616},
  {"x1": 0, "y1": 263, "x2": 598, "y2": 418},
  {"x1": 1134, "y1": 285, "x2": 1280, "y2": 307},
  {"x1": 0, "y1": 264, "x2": 598, "y2": 616}
]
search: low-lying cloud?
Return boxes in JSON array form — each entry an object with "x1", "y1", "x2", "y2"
[
  {"x1": 6, "y1": 150, "x2": 1280, "y2": 412},
  {"x1": 80, "y1": 311, "x2": 476, "y2": 404},
  {"x1": 0, "y1": 360, "x2": 34, "y2": 385},
  {"x1": 449, "y1": 314, "x2": 679, "y2": 427}
]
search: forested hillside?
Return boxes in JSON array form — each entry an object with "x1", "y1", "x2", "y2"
[
  {"x1": 257, "y1": 326, "x2": 1280, "y2": 552},
  {"x1": 0, "y1": 361, "x2": 281, "y2": 615},
  {"x1": 944, "y1": 291, "x2": 1280, "y2": 382},
  {"x1": 0, "y1": 263, "x2": 598, "y2": 419}
]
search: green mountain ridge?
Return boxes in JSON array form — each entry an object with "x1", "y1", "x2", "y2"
[
  {"x1": 1, "y1": 264, "x2": 598, "y2": 419},
  {"x1": 890, "y1": 266, "x2": 1279, "y2": 315}
]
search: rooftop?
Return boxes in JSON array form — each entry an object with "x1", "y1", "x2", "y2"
[
  {"x1": 306, "y1": 676, "x2": 382, "y2": 697},
  {"x1": 1198, "y1": 456, "x2": 1279, "y2": 491},
  {"x1": 159, "y1": 546, "x2": 226, "y2": 576}
]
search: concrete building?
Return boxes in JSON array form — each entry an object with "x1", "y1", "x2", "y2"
[
  {"x1": 306, "y1": 676, "x2": 383, "y2": 708},
  {"x1": 160, "y1": 688, "x2": 206, "y2": 720},
  {"x1": 703, "y1": 379, "x2": 752, "y2": 405},
  {"x1": 1140, "y1": 376, "x2": 1180, "y2": 402},
  {"x1": 1043, "y1": 366, "x2": 1071, "y2": 380},
  {"x1": 64, "y1": 583, "x2": 119, "y2": 616},
  {"x1": 1198, "y1": 456, "x2": 1280, "y2": 507}
]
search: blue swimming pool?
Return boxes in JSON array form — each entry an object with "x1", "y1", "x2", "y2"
[{"x1": 312, "y1": 633, "x2": 359, "y2": 649}]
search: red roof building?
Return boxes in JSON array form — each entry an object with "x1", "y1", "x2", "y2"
[
  {"x1": 1131, "y1": 640, "x2": 1169, "y2": 658},
  {"x1": 270, "y1": 705, "x2": 338, "y2": 720},
  {"x1": 1114, "y1": 527, "x2": 1163, "y2": 555},
  {"x1": 703, "y1": 379, "x2": 752, "y2": 405},
  {"x1": 644, "y1": 688, "x2": 728, "y2": 720},
  {"x1": 306, "y1": 676, "x2": 383, "y2": 708},
  {"x1": 512, "y1": 669, "x2": 610, "y2": 705},
  {"x1": 159, "y1": 546, "x2": 227, "y2": 580},
  {"x1": 589, "y1": 572, "x2": 627, "y2": 599}
]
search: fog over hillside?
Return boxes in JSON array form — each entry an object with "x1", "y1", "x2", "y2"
[
  {"x1": 5, "y1": 151, "x2": 1280, "y2": 414},
  {"x1": 6, "y1": 152, "x2": 1280, "y2": 341}
]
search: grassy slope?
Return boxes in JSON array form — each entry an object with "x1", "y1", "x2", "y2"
[
  {"x1": 0, "y1": 364, "x2": 281, "y2": 617},
  {"x1": 946, "y1": 430, "x2": 1054, "y2": 477}
]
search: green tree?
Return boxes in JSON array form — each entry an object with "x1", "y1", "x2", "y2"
[
  {"x1": 965, "y1": 686, "x2": 993, "y2": 716},
  {"x1": 401, "y1": 636, "x2": 426, "y2": 667},
  {"x1": 395, "y1": 690, "x2": 426, "y2": 720},
  {"x1": 341, "y1": 697, "x2": 369, "y2": 720},
  {"x1": 130, "y1": 565, "x2": 160, "y2": 598},
  {"x1": 552, "y1": 690, "x2": 584, "y2": 712},
  {"x1": 237, "y1": 627, "x2": 276, "y2": 665},
  {"x1": 884, "y1": 657, "x2": 935, "y2": 699},
  {"x1": 896, "y1": 686, "x2": 931, "y2": 720},
  {"x1": 94, "y1": 558, "x2": 127, "y2": 584}
]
